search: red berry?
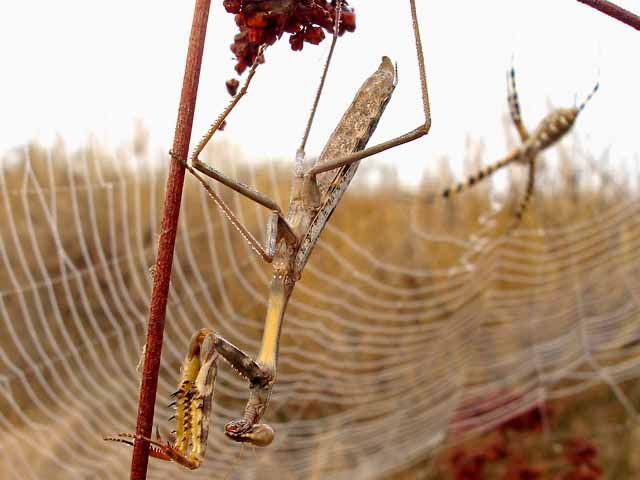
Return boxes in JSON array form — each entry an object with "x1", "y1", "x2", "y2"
[
  {"x1": 246, "y1": 12, "x2": 268, "y2": 28},
  {"x1": 247, "y1": 27, "x2": 264, "y2": 44},
  {"x1": 223, "y1": 0, "x2": 241, "y2": 14},
  {"x1": 304, "y1": 26, "x2": 325, "y2": 45},
  {"x1": 289, "y1": 31, "x2": 304, "y2": 51},
  {"x1": 224, "y1": 0, "x2": 356, "y2": 80},
  {"x1": 225, "y1": 78, "x2": 240, "y2": 96},
  {"x1": 340, "y1": 11, "x2": 356, "y2": 32}
]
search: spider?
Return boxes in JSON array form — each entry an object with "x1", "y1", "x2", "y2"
[
  {"x1": 440, "y1": 65, "x2": 599, "y2": 224},
  {"x1": 106, "y1": 0, "x2": 431, "y2": 469}
]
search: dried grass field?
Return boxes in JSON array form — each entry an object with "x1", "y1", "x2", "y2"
[{"x1": 1, "y1": 133, "x2": 639, "y2": 479}]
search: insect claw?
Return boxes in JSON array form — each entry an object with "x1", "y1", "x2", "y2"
[{"x1": 224, "y1": 420, "x2": 275, "y2": 447}]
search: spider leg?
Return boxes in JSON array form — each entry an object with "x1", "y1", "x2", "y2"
[
  {"x1": 512, "y1": 156, "x2": 537, "y2": 224},
  {"x1": 578, "y1": 80, "x2": 599, "y2": 112},
  {"x1": 507, "y1": 65, "x2": 530, "y2": 142},
  {"x1": 307, "y1": 0, "x2": 431, "y2": 176},
  {"x1": 441, "y1": 150, "x2": 520, "y2": 198}
]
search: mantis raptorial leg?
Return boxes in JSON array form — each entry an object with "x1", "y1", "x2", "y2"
[{"x1": 104, "y1": 329, "x2": 274, "y2": 469}]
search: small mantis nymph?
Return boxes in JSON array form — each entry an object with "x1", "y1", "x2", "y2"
[
  {"x1": 106, "y1": 0, "x2": 431, "y2": 469},
  {"x1": 440, "y1": 66, "x2": 598, "y2": 223}
]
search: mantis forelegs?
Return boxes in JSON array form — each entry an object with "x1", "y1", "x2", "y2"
[
  {"x1": 224, "y1": 275, "x2": 294, "y2": 447},
  {"x1": 211, "y1": 332, "x2": 276, "y2": 447},
  {"x1": 104, "y1": 329, "x2": 219, "y2": 469},
  {"x1": 104, "y1": 328, "x2": 276, "y2": 469}
]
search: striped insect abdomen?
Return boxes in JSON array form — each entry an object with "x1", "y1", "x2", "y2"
[{"x1": 523, "y1": 108, "x2": 578, "y2": 156}]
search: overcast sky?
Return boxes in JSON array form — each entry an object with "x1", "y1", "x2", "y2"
[{"x1": 2, "y1": 1, "x2": 639, "y2": 185}]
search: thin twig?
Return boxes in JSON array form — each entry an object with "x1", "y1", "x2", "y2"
[
  {"x1": 298, "y1": 0, "x2": 343, "y2": 156},
  {"x1": 129, "y1": 1, "x2": 211, "y2": 479},
  {"x1": 577, "y1": 0, "x2": 640, "y2": 30}
]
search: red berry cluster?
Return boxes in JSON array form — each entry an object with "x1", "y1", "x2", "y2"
[
  {"x1": 448, "y1": 450, "x2": 487, "y2": 479},
  {"x1": 498, "y1": 404, "x2": 549, "y2": 434},
  {"x1": 558, "y1": 439, "x2": 602, "y2": 480},
  {"x1": 448, "y1": 435, "x2": 545, "y2": 480},
  {"x1": 223, "y1": 0, "x2": 356, "y2": 75},
  {"x1": 445, "y1": 398, "x2": 604, "y2": 480},
  {"x1": 503, "y1": 457, "x2": 543, "y2": 480}
]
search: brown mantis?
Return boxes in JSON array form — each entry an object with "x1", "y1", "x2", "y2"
[
  {"x1": 105, "y1": 0, "x2": 431, "y2": 469},
  {"x1": 440, "y1": 65, "x2": 599, "y2": 223}
]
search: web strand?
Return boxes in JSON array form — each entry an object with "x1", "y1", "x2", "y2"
[{"x1": 0, "y1": 141, "x2": 639, "y2": 478}]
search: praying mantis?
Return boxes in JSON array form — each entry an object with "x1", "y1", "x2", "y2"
[{"x1": 106, "y1": 0, "x2": 431, "y2": 469}]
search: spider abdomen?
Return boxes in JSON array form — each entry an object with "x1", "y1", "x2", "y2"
[{"x1": 524, "y1": 108, "x2": 578, "y2": 156}]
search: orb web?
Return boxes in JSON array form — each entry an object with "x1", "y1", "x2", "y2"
[{"x1": 0, "y1": 136, "x2": 638, "y2": 479}]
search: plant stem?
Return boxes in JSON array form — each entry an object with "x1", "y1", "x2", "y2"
[
  {"x1": 577, "y1": 0, "x2": 640, "y2": 30},
  {"x1": 129, "y1": 1, "x2": 211, "y2": 478}
]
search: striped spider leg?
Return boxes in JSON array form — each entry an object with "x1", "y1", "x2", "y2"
[
  {"x1": 185, "y1": 0, "x2": 430, "y2": 450},
  {"x1": 441, "y1": 64, "x2": 599, "y2": 224}
]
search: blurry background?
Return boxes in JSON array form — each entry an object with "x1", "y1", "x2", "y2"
[
  {"x1": 2, "y1": 1, "x2": 639, "y2": 183},
  {"x1": 1, "y1": 1, "x2": 640, "y2": 479}
]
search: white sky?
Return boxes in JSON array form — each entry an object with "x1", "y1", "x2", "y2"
[{"x1": 2, "y1": 1, "x2": 639, "y2": 185}]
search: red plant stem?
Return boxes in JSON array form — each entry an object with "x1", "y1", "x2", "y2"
[
  {"x1": 577, "y1": 0, "x2": 640, "y2": 30},
  {"x1": 129, "y1": 1, "x2": 211, "y2": 479}
]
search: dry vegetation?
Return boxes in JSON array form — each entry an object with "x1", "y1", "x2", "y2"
[{"x1": 0, "y1": 131, "x2": 639, "y2": 479}]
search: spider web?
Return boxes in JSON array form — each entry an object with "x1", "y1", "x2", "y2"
[{"x1": 0, "y1": 136, "x2": 639, "y2": 480}]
